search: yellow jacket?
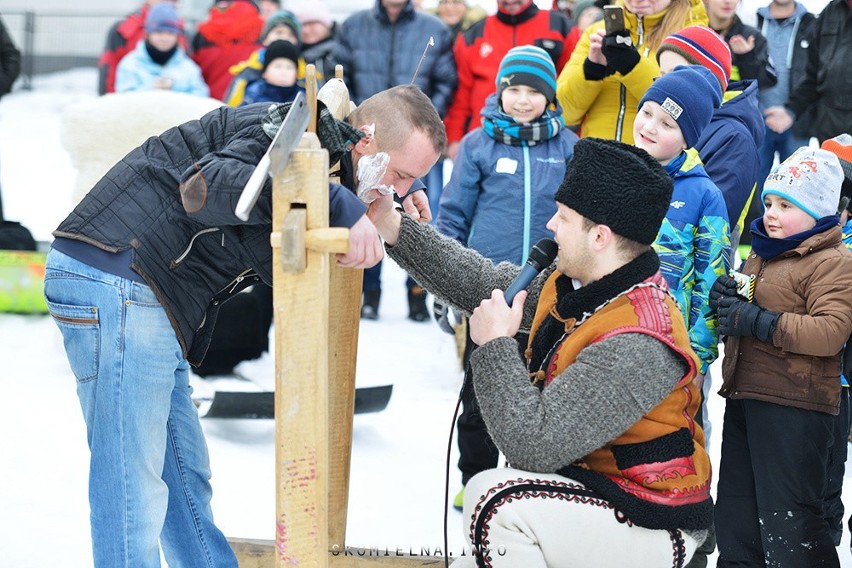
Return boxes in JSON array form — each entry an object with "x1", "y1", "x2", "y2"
[{"x1": 556, "y1": 0, "x2": 707, "y2": 143}]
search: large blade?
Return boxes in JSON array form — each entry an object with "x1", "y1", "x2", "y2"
[
  {"x1": 234, "y1": 92, "x2": 313, "y2": 221},
  {"x1": 268, "y1": 92, "x2": 312, "y2": 176}
]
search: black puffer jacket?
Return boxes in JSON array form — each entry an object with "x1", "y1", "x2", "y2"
[
  {"x1": 786, "y1": 0, "x2": 852, "y2": 142},
  {"x1": 0, "y1": 16, "x2": 21, "y2": 97},
  {"x1": 54, "y1": 103, "x2": 364, "y2": 365}
]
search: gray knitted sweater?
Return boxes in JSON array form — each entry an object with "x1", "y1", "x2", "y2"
[{"x1": 387, "y1": 215, "x2": 690, "y2": 474}]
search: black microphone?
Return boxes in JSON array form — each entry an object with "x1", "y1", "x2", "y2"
[{"x1": 504, "y1": 238, "x2": 558, "y2": 305}]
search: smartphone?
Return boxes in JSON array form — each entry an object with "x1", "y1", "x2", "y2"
[{"x1": 603, "y1": 5, "x2": 625, "y2": 35}]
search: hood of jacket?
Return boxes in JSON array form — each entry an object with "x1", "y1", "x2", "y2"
[{"x1": 716, "y1": 79, "x2": 764, "y2": 146}]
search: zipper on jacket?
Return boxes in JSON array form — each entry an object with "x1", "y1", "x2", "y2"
[{"x1": 172, "y1": 227, "x2": 221, "y2": 266}]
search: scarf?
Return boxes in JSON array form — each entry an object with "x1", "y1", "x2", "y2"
[
  {"x1": 528, "y1": 249, "x2": 660, "y2": 374},
  {"x1": 262, "y1": 100, "x2": 365, "y2": 167},
  {"x1": 481, "y1": 100, "x2": 565, "y2": 146},
  {"x1": 749, "y1": 215, "x2": 840, "y2": 261},
  {"x1": 145, "y1": 42, "x2": 177, "y2": 66}
]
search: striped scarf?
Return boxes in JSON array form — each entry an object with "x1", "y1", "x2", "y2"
[{"x1": 481, "y1": 107, "x2": 564, "y2": 147}]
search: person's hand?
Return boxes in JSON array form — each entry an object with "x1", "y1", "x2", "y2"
[
  {"x1": 709, "y1": 274, "x2": 739, "y2": 311},
  {"x1": 588, "y1": 30, "x2": 607, "y2": 65},
  {"x1": 336, "y1": 214, "x2": 384, "y2": 268},
  {"x1": 469, "y1": 289, "x2": 526, "y2": 346},
  {"x1": 153, "y1": 76, "x2": 173, "y2": 90},
  {"x1": 716, "y1": 295, "x2": 780, "y2": 343},
  {"x1": 366, "y1": 192, "x2": 402, "y2": 246},
  {"x1": 402, "y1": 189, "x2": 431, "y2": 223},
  {"x1": 601, "y1": 30, "x2": 640, "y2": 75},
  {"x1": 728, "y1": 34, "x2": 755, "y2": 55},
  {"x1": 764, "y1": 106, "x2": 794, "y2": 134},
  {"x1": 446, "y1": 141, "x2": 461, "y2": 162}
]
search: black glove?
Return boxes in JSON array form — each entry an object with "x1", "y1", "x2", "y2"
[
  {"x1": 601, "y1": 30, "x2": 640, "y2": 75},
  {"x1": 716, "y1": 295, "x2": 780, "y2": 343},
  {"x1": 583, "y1": 58, "x2": 614, "y2": 81},
  {"x1": 709, "y1": 274, "x2": 739, "y2": 311},
  {"x1": 432, "y1": 300, "x2": 456, "y2": 335}
]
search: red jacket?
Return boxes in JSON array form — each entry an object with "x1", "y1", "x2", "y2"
[
  {"x1": 190, "y1": 0, "x2": 263, "y2": 100},
  {"x1": 443, "y1": 2, "x2": 574, "y2": 144}
]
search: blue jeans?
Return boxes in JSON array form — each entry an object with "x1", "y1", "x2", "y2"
[
  {"x1": 757, "y1": 125, "x2": 808, "y2": 193},
  {"x1": 43, "y1": 249, "x2": 237, "y2": 568}
]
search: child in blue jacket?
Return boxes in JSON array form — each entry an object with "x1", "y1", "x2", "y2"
[
  {"x1": 633, "y1": 65, "x2": 731, "y2": 388},
  {"x1": 437, "y1": 45, "x2": 578, "y2": 509}
]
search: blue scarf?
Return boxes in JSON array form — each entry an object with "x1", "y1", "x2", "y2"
[
  {"x1": 749, "y1": 215, "x2": 840, "y2": 261},
  {"x1": 481, "y1": 95, "x2": 564, "y2": 147}
]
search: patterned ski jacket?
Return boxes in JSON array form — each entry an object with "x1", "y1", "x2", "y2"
[
  {"x1": 437, "y1": 94, "x2": 578, "y2": 265},
  {"x1": 653, "y1": 149, "x2": 731, "y2": 375},
  {"x1": 556, "y1": 0, "x2": 707, "y2": 142}
]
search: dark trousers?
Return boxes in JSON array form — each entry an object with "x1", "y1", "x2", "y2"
[
  {"x1": 715, "y1": 398, "x2": 839, "y2": 567},
  {"x1": 457, "y1": 329, "x2": 529, "y2": 485},
  {"x1": 457, "y1": 329, "x2": 499, "y2": 485},
  {"x1": 826, "y1": 387, "x2": 851, "y2": 546}
]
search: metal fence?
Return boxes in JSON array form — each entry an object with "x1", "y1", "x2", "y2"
[{"x1": 2, "y1": 11, "x2": 200, "y2": 90}]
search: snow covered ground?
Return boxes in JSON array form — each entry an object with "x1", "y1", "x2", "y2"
[{"x1": 1, "y1": 69, "x2": 850, "y2": 566}]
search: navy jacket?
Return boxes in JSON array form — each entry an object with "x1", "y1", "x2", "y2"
[
  {"x1": 695, "y1": 79, "x2": 764, "y2": 235},
  {"x1": 334, "y1": 0, "x2": 457, "y2": 115}
]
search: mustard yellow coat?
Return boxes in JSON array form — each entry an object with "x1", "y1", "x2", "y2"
[{"x1": 556, "y1": 0, "x2": 707, "y2": 143}]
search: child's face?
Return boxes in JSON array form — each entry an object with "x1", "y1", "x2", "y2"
[
  {"x1": 657, "y1": 50, "x2": 691, "y2": 76},
  {"x1": 147, "y1": 30, "x2": 179, "y2": 52},
  {"x1": 762, "y1": 194, "x2": 817, "y2": 238},
  {"x1": 263, "y1": 58, "x2": 298, "y2": 87},
  {"x1": 264, "y1": 25, "x2": 298, "y2": 46},
  {"x1": 500, "y1": 85, "x2": 548, "y2": 124},
  {"x1": 633, "y1": 101, "x2": 686, "y2": 165}
]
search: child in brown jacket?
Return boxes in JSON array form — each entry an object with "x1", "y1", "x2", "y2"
[{"x1": 710, "y1": 146, "x2": 852, "y2": 566}]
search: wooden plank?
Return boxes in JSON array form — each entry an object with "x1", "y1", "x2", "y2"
[
  {"x1": 272, "y1": 134, "x2": 331, "y2": 567},
  {"x1": 230, "y1": 539, "x2": 445, "y2": 567}
]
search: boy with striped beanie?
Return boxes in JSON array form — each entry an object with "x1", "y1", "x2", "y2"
[{"x1": 656, "y1": 25, "x2": 732, "y2": 93}]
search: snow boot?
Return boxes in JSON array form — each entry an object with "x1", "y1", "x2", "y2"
[
  {"x1": 361, "y1": 289, "x2": 380, "y2": 320},
  {"x1": 407, "y1": 285, "x2": 429, "y2": 322}
]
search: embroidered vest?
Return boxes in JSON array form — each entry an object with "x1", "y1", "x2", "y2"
[{"x1": 527, "y1": 270, "x2": 713, "y2": 530}]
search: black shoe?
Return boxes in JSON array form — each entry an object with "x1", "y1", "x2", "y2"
[
  {"x1": 408, "y1": 286, "x2": 429, "y2": 322},
  {"x1": 361, "y1": 289, "x2": 380, "y2": 320}
]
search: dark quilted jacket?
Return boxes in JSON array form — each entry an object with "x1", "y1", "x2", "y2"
[
  {"x1": 54, "y1": 103, "x2": 363, "y2": 365},
  {"x1": 334, "y1": 0, "x2": 457, "y2": 115}
]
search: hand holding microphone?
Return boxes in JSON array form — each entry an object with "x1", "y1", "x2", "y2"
[
  {"x1": 470, "y1": 238, "x2": 558, "y2": 346},
  {"x1": 504, "y1": 238, "x2": 558, "y2": 305}
]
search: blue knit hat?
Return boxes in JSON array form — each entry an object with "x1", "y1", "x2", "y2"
[
  {"x1": 146, "y1": 3, "x2": 182, "y2": 35},
  {"x1": 637, "y1": 65, "x2": 722, "y2": 148},
  {"x1": 495, "y1": 45, "x2": 558, "y2": 105}
]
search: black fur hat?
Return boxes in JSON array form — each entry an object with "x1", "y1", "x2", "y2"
[{"x1": 554, "y1": 138, "x2": 673, "y2": 245}]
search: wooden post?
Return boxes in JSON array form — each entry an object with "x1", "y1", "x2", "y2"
[
  {"x1": 271, "y1": 131, "x2": 332, "y2": 567},
  {"x1": 229, "y1": 65, "x2": 444, "y2": 568}
]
